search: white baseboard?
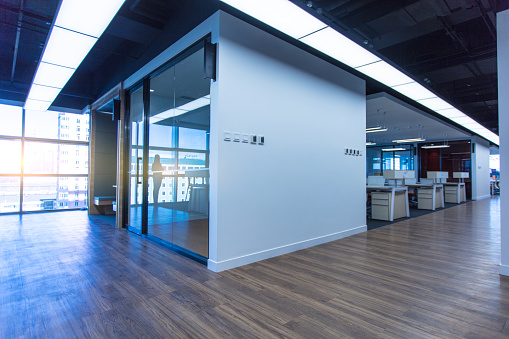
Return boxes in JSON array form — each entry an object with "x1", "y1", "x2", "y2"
[
  {"x1": 207, "y1": 225, "x2": 367, "y2": 272},
  {"x1": 472, "y1": 194, "x2": 491, "y2": 201},
  {"x1": 500, "y1": 264, "x2": 509, "y2": 276}
]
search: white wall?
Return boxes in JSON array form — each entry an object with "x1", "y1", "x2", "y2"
[
  {"x1": 498, "y1": 9, "x2": 509, "y2": 276},
  {"x1": 471, "y1": 137, "x2": 491, "y2": 200},
  {"x1": 208, "y1": 12, "x2": 366, "y2": 271}
]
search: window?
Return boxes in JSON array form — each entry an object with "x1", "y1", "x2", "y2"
[
  {"x1": 75, "y1": 201, "x2": 79, "y2": 207},
  {"x1": 0, "y1": 106, "x2": 90, "y2": 213}
]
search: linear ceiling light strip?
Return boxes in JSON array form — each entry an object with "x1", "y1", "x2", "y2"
[
  {"x1": 220, "y1": 0, "x2": 499, "y2": 145},
  {"x1": 24, "y1": 0, "x2": 126, "y2": 112}
]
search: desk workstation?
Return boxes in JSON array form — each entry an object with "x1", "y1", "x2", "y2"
[
  {"x1": 366, "y1": 175, "x2": 410, "y2": 222},
  {"x1": 406, "y1": 183, "x2": 445, "y2": 210}
]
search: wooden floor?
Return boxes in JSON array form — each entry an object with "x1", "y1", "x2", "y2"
[{"x1": 2, "y1": 197, "x2": 509, "y2": 338}]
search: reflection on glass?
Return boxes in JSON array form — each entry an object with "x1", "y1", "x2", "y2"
[
  {"x1": 145, "y1": 47, "x2": 210, "y2": 258},
  {"x1": 128, "y1": 86, "x2": 144, "y2": 231},
  {"x1": 0, "y1": 140, "x2": 21, "y2": 174},
  {"x1": 25, "y1": 110, "x2": 90, "y2": 141},
  {"x1": 24, "y1": 142, "x2": 88, "y2": 174},
  {"x1": 0, "y1": 177, "x2": 20, "y2": 212},
  {"x1": 179, "y1": 128, "x2": 207, "y2": 150},
  {"x1": 0, "y1": 104, "x2": 22, "y2": 137},
  {"x1": 22, "y1": 177, "x2": 88, "y2": 211}
]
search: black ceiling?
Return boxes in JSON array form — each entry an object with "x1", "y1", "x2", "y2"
[{"x1": 0, "y1": 0, "x2": 505, "y2": 135}]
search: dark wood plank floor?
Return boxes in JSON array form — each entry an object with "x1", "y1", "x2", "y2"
[{"x1": 2, "y1": 197, "x2": 508, "y2": 338}]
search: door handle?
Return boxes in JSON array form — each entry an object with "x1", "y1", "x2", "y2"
[{"x1": 136, "y1": 157, "x2": 142, "y2": 184}]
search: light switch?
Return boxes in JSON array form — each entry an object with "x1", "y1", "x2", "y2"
[
  {"x1": 251, "y1": 135, "x2": 257, "y2": 144},
  {"x1": 258, "y1": 135, "x2": 264, "y2": 145},
  {"x1": 233, "y1": 133, "x2": 241, "y2": 142},
  {"x1": 224, "y1": 131, "x2": 231, "y2": 141},
  {"x1": 242, "y1": 134, "x2": 249, "y2": 143}
]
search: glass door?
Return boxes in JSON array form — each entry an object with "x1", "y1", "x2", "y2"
[
  {"x1": 124, "y1": 44, "x2": 211, "y2": 262},
  {"x1": 127, "y1": 85, "x2": 145, "y2": 233}
]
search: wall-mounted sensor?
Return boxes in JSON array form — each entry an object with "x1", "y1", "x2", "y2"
[
  {"x1": 233, "y1": 133, "x2": 241, "y2": 142},
  {"x1": 258, "y1": 135, "x2": 264, "y2": 145},
  {"x1": 242, "y1": 134, "x2": 249, "y2": 143},
  {"x1": 251, "y1": 135, "x2": 257, "y2": 144},
  {"x1": 224, "y1": 132, "x2": 231, "y2": 141}
]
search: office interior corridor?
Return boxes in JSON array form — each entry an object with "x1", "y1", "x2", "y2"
[{"x1": 1, "y1": 196, "x2": 507, "y2": 338}]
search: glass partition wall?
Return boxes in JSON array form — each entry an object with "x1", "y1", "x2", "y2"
[{"x1": 125, "y1": 44, "x2": 210, "y2": 262}]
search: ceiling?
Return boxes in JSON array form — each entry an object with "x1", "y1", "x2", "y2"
[
  {"x1": 0, "y1": 0, "x2": 505, "y2": 141},
  {"x1": 366, "y1": 92, "x2": 471, "y2": 145}
]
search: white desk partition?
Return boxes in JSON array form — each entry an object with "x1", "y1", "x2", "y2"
[{"x1": 367, "y1": 176, "x2": 385, "y2": 186}]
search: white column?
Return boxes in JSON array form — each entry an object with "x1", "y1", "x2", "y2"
[{"x1": 498, "y1": 9, "x2": 509, "y2": 276}]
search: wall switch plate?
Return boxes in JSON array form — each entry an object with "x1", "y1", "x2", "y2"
[
  {"x1": 251, "y1": 134, "x2": 257, "y2": 144},
  {"x1": 242, "y1": 134, "x2": 249, "y2": 143},
  {"x1": 233, "y1": 133, "x2": 240, "y2": 142},
  {"x1": 258, "y1": 135, "x2": 264, "y2": 145},
  {"x1": 224, "y1": 131, "x2": 231, "y2": 141},
  {"x1": 345, "y1": 148, "x2": 349, "y2": 155}
]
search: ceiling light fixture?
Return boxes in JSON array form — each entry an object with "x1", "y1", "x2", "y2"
[
  {"x1": 150, "y1": 95, "x2": 211, "y2": 124},
  {"x1": 366, "y1": 142, "x2": 376, "y2": 146},
  {"x1": 366, "y1": 128, "x2": 387, "y2": 133},
  {"x1": 24, "y1": 0, "x2": 126, "y2": 112},
  {"x1": 392, "y1": 138, "x2": 426, "y2": 143},
  {"x1": 219, "y1": 0, "x2": 499, "y2": 145},
  {"x1": 421, "y1": 145, "x2": 450, "y2": 149},
  {"x1": 382, "y1": 147, "x2": 407, "y2": 152}
]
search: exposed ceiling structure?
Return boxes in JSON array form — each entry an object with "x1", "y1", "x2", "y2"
[
  {"x1": 0, "y1": 0, "x2": 505, "y2": 142},
  {"x1": 299, "y1": 0, "x2": 506, "y2": 136}
]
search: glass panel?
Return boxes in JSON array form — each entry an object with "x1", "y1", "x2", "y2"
[
  {"x1": 0, "y1": 177, "x2": 20, "y2": 213},
  {"x1": 178, "y1": 128, "x2": 207, "y2": 150},
  {"x1": 24, "y1": 142, "x2": 88, "y2": 174},
  {"x1": 0, "y1": 139, "x2": 21, "y2": 174},
  {"x1": 22, "y1": 177, "x2": 88, "y2": 212},
  {"x1": 25, "y1": 110, "x2": 90, "y2": 141},
  {"x1": 128, "y1": 86, "x2": 144, "y2": 232},
  {"x1": 0, "y1": 104, "x2": 22, "y2": 137},
  {"x1": 147, "y1": 65, "x2": 175, "y2": 243},
  {"x1": 172, "y1": 48, "x2": 210, "y2": 258}
]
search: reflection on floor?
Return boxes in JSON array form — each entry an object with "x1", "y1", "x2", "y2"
[
  {"x1": 367, "y1": 201, "x2": 468, "y2": 230},
  {"x1": 89, "y1": 214, "x2": 116, "y2": 227},
  {"x1": 129, "y1": 204, "x2": 209, "y2": 258}
]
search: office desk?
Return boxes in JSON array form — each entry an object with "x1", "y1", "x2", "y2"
[
  {"x1": 406, "y1": 183, "x2": 444, "y2": 210},
  {"x1": 443, "y1": 182, "x2": 466, "y2": 203},
  {"x1": 367, "y1": 186, "x2": 410, "y2": 221}
]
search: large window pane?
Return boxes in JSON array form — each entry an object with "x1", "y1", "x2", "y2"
[
  {"x1": 24, "y1": 142, "x2": 88, "y2": 174},
  {"x1": 0, "y1": 104, "x2": 22, "y2": 137},
  {"x1": 25, "y1": 110, "x2": 90, "y2": 141},
  {"x1": 22, "y1": 177, "x2": 87, "y2": 211},
  {"x1": 0, "y1": 139, "x2": 21, "y2": 174},
  {"x1": 178, "y1": 127, "x2": 207, "y2": 150},
  {"x1": 0, "y1": 177, "x2": 20, "y2": 213}
]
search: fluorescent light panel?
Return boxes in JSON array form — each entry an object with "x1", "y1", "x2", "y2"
[
  {"x1": 33, "y1": 62, "x2": 77, "y2": 89},
  {"x1": 366, "y1": 142, "x2": 376, "y2": 145},
  {"x1": 393, "y1": 138, "x2": 425, "y2": 143},
  {"x1": 391, "y1": 82, "x2": 436, "y2": 101},
  {"x1": 24, "y1": 99, "x2": 52, "y2": 112},
  {"x1": 24, "y1": 0, "x2": 126, "y2": 111},
  {"x1": 366, "y1": 128, "x2": 387, "y2": 133},
  {"x1": 355, "y1": 60, "x2": 414, "y2": 87},
  {"x1": 41, "y1": 26, "x2": 97, "y2": 69},
  {"x1": 421, "y1": 145, "x2": 450, "y2": 149},
  {"x1": 366, "y1": 126, "x2": 384, "y2": 131},
  {"x1": 417, "y1": 97, "x2": 453, "y2": 111},
  {"x1": 220, "y1": 0, "x2": 326, "y2": 39},
  {"x1": 27, "y1": 84, "x2": 62, "y2": 102},
  {"x1": 55, "y1": 0, "x2": 126, "y2": 38},
  {"x1": 300, "y1": 27, "x2": 380, "y2": 68},
  {"x1": 382, "y1": 147, "x2": 407, "y2": 152}
]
